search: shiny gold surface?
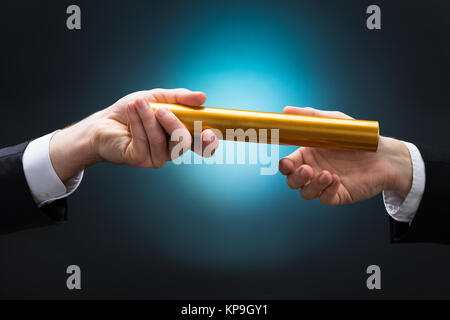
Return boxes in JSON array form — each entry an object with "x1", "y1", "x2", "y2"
[{"x1": 149, "y1": 103, "x2": 379, "y2": 152}]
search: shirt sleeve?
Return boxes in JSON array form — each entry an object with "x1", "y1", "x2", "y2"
[
  {"x1": 22, "y1": 131, "x2": 84, "y2": 208},
  {"x1": 382, "y1": 141, "x2": 426, "y2": 223}
]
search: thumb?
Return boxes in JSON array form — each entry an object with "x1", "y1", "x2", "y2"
[{"x1": 283, "y1": 106, "x2": 353, "y2": 119}]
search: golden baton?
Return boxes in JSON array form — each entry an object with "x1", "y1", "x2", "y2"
[{"x1": 149, "y1": 103, "x2": 379, "y2": 152}]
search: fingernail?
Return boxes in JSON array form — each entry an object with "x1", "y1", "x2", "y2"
[
  {"x1": 319, "y1": 173, "x2": 327, "y2": 184},
  {"x1": 137, "y1": 99, "x2": 148, "y2": 110},
  {"x1": 300, "y1": 168, "x2": 308, "y2": 178},
  {"x1": 156, "y1": 106, "x2": 169, "y2": 117}
]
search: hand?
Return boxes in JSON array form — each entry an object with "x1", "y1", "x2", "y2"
[
  {"x1": 49, "y1": 88, "x2": 218, "y2": 182},
  {"x1": 278, "y1": 107, "x2": 413, "y2": 205}
]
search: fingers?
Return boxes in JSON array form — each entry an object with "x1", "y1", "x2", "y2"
[
  {"x1": 149, "y1": 88, "x2": 211, "y2": 159},
  {"x1": 300, "y1": 170, "x2": 333, "y2": 200},
  {"x1": 281, "y1": 161, "x2": 342, "y2": 205},
  {"x1": 155, "y1": 106, "x2": 219, "y2": 159},
  {"x1": 286, "y1": 165, "x2": 313, "y2": 189},
  {"x1": 150, "y1": 88, "x2": 207, "y2": 106},
  {"x1": 279, "y1": 148, "x2": 304, "y2": 175},
  {"x1": 154, "y1": 105, "x2": 189, "y2": 137},
  {"x1": 135, "y1": 98, "x2": 167, "y2": 168},
  {"x1": 319, "y1": 174, "x2": 341, "y2": 205},
  {"x1": 130, "y1": 97, "x2": 216, "y2": 166},
  {"x1": 132, "y1": 88, "x2": 211, "y2": 163},
  {"x1": 126, "y1": 101, "x2": 150, "y2": 160},
  {"x1": 154, "y1": 106, "x2": 192, "y2": 159},
  {"x1": 197, "y1": 129, "x2": 219, "y2": 158},
  {"x1": 280, "y1": 105, "x2": 349, "y2": 204},
  {"x1": 283, "y1": 106, "x2": 354, "y2": 119}
]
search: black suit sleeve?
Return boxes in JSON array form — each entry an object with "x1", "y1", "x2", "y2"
[
  {"x1": 0, "y1": 141, "x2": 68, "y2": 235},
  {"x1": 390, "y1": 144, "x2": 450, "y2": 244}
]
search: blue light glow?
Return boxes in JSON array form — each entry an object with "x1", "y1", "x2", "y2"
[{"x1": 127, "y1": 2, "x2": 351, "y2": 272}]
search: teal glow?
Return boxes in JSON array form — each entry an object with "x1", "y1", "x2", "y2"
[{"x1": 123, "y1": 2, "x2": 353, "y2": 272}]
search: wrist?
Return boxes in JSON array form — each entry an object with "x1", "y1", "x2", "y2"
[
  {"x1": 49, "y1": 120, "x2": 102, "y2": 183},
  {"x1": 381, "y1": 137, "x2": 413, "y2": 198}
]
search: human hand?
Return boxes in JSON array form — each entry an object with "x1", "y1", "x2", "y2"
[
  {"x1": 49, "y1": 88, "x2": 218, "y2": 182},
  {"x1": 278, "y1": 107, "x2": 413, "y2": 205}
]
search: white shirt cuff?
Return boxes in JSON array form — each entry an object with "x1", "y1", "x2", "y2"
[
  {"x1": 383, "y1": 141, "x2": 426, "y2": 223},
  {"x1": 22, "y1": 131, "x2": 84, "y2": 208}
]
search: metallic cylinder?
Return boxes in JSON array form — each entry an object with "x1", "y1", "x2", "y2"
[{"x1": 149, "y1": 103, "x2": 379, "y2": 152}]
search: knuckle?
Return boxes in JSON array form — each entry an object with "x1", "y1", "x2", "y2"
[
  {"x1": 149, "y1": 88, "x2": 166, "y2": 101},
  {"x1": 330, "y1": 111, "x2": 346, "y2": 118}
]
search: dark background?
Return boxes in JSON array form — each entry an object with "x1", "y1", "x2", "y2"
[{"x1": 1, "y1": 0, "x2": 450, "y2": 299}]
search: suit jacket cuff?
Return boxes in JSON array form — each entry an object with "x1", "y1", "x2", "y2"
[
  {"x1": 0, "y1": 141, "x2": 68, "y2": 234},
  {"x1": 390, "y1": 144, "x2": 450, "y2": 244}
]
